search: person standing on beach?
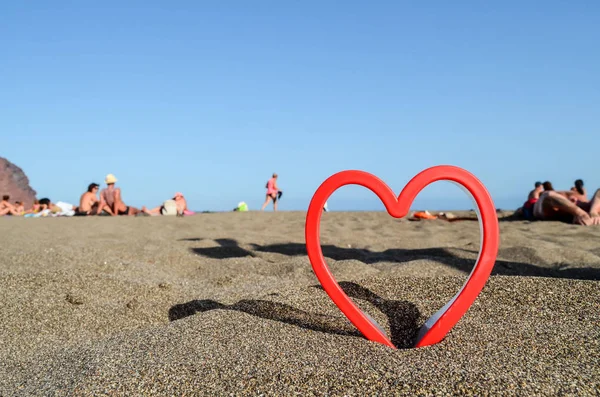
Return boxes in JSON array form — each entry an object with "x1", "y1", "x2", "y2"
[
  {"x1": 99, "y1": 174, "x2": 140, "y2": 216},
  {"x1": 261, "y1": 173, "x2": 281, "y2": 211}
]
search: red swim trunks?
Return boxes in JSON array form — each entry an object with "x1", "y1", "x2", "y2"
[{"x1": 524, "y1": 198, "x2": 538, "y2": 209}]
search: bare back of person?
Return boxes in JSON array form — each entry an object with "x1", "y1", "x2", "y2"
[
  {"x1": 101, "y1": 186, "x2": 140, "y2": 216},
  {"x1": 101, "y1": 187, "x2": 123, "y2": 214}
]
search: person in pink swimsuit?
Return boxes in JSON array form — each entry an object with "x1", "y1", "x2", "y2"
[{"x1": 261, "y1": 173, "x2": 280, "y2": 211}]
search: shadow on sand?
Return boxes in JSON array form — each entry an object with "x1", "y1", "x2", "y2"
[
  {"x1": 185, "y1": 238, "x2": 600, "y2": 281},
  {"x1": 168, "y1": 282, "x2": 421, "y2": 348}
]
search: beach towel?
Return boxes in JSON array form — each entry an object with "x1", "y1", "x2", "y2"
[
  {"x1": 412, "y1": 211, "x2": 437, "y2": 220},
  {"x1": 28, "y1": 209, "x2": 51, "y2": 217}
]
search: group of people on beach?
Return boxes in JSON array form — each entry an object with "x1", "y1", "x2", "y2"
[
  {"x1": 1, "y1": 172, "x2": 285, "y2": 217},
  {"x1": 0, "y1": 196, "x2": 71, "y2": 216},
  {"x1": 76, "y1": 174, "x2": 190, "y2": 217},
  {"x1": 518, "y1": 179, "x2": 600, "y2": 226},
  {"x1": 0, "y1": 174, "x2": 190, "y2": 217}
]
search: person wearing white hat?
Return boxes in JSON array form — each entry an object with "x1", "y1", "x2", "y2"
[{"x1": 99, "y1": 174, "x2": 141, "y2": 216}]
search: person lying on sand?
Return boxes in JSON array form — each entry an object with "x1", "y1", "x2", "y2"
[
  {"x1": 533, "y1": 187, "x2": 600, "y2": 226},
  {"x1": 78, "y1": 183, "x2": 114, "y2": 215},
  {"x1": 0, "y1": 195, "x2": 19, "y2": 216},
  {"x1": 34, "y1": 198, "x2": 58, "y2": 214},
  {"x1": 37, "y1": 198, "x2": 53, "y2": 212},
  {"x1": 24, "y1": 200, "x2": 41, "y2": 215},
  {"x1": 171, "y1": 192, "x2": 187, "y2": 215},
  {"x1": 22, "y1": 199, "x2": 40, "y2": 215},
  {"x1": 99, "y1": 174, "x2": 141, "y2": 216},
  {"x1": 142, "y1": 192, "x2": 187, "y2": 216}
]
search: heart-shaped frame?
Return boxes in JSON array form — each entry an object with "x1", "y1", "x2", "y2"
[{"x1": 305, "y1": 165, "x2": 499, "y2": 348}]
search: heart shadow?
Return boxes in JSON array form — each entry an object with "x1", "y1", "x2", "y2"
[
  {"x1": 333, "y1": 281, "x2": 422, "y2": 348},
  {"x1": 168, "y1": 283, "x2": 421, "y2": 349}
]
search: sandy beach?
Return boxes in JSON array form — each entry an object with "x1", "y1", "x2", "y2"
[{"x1": 1, "y1": 211, "x2": 599, "y2": 395}]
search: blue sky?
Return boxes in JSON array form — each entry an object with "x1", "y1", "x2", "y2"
[{"x1": 2, "y1": 1, "x2": 599, "y2": 211}]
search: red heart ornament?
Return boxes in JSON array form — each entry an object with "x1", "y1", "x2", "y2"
[{"x1": 305, "y1": 165, "x2": 499, "y2": 348}]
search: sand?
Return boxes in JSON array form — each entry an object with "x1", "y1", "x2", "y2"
[{"x1": 0, "y1": 211, "x2": 598, "y2": 395}]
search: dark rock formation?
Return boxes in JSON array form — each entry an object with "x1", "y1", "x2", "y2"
[{"x1": 0, "y1": 158, "x2": 37, "y2": 208}]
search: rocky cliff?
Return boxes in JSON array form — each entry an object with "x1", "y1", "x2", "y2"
[{"x1": 0, "y1": 158, "x2": 37, "y2": 208}]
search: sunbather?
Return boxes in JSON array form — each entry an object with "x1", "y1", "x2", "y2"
[
  {"x1": 0, "y1": 195, "x2": 19, "y2": 216},
  {"x1": 37, "y1": 198, "x2": 75, "y2": 215},
  {"x1": 142, "y1": 192, "x2": 187, "y2": 216},
  {"x1": 570, "y1": 179, "x2": 588, "y2": 203},
  {"x1": 172, "y1": 192, "x2": 187, "y2": 214},
  {"x1": 37, "y1": 198, "x2": 52, "y2": 212},
  {"x1": 533, "y1": 188, "x2": 600, "y2": 226},
  {"x1": 78, "y1": 183, "x2": 113, "y2": 215},
  {"x1": 14, "y1": 201, "x2": 25, "y2": 215},
  {"x1": 24, "y1": 200, "x2": 41, "y2": 215},
  {"x1": 99, "y1": 174, "x2": 140, "y2": 216},
  {"x1": 521, "y1": 181, "x2": 544, "y2": 219}
]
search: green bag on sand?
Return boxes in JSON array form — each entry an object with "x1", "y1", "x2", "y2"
[{"x1": 234, "y1": 201, "x2": 248, "y2": 212}]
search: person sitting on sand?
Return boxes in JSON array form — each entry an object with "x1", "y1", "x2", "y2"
[
  {"x1": 533, "y1": 186, "x2": 600, "y2": 226},
  {"x1": 99, "y1": 174, "x2": 141, "y2": 216},
  {"x1": 529, "y1": 181, "x2": 544, "y2": 200},
  {"x1": 542, "y1": 181, "x2": 554, "y2": 191},
  {"x1": 261, "y1": 173, "x2": 281, "y2": 211},
  {"x1": 142, "y1": 192, "x2": 187, "y2": 216},
  {"x1": 570, "y1": 179, "x2": 588, "y2": 203},
  {"x1": 14, "y1": 201, "x2": 25, "y2": 215},
  {"x1": 78, "y1": 183, "x2": 114, "y2": 215},
  {"x1": 0, "y1": 195, "x2": 19, "y2": 216},
  {"x1": 521, "y1": 181, "x2": 544, "y2": 219},
  {"x1": 540, "y1": 180, "x2": 584, "y2": 204}
]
